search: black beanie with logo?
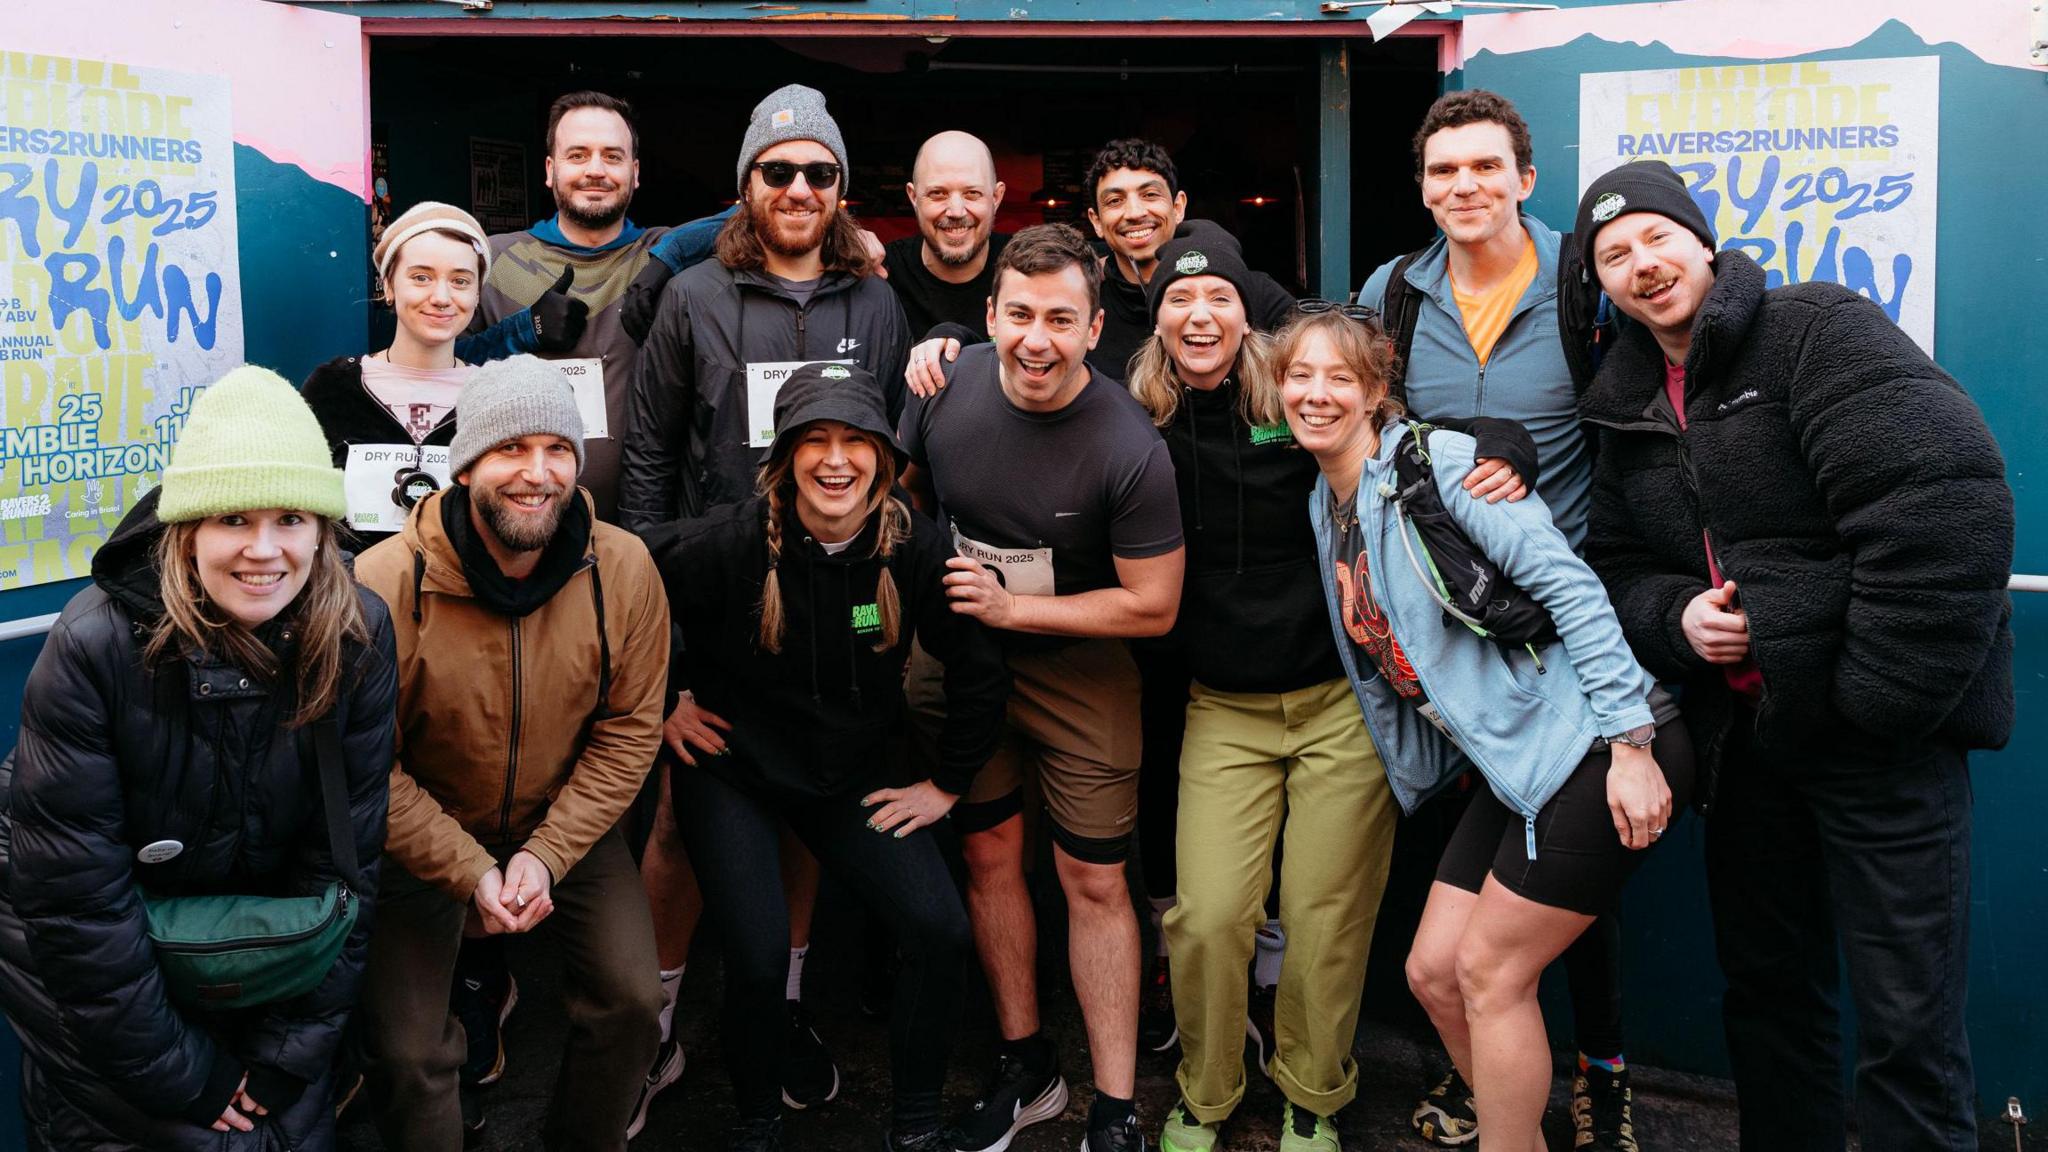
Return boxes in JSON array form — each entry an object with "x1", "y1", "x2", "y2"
[
  {"x1": 1575, "y1": 160, "x2": 1718, "y2": 271},
  {"x1": 1148, "y1": 225, "x2": 1257, "y2": 322}
]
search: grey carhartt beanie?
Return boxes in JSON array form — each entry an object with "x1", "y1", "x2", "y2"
[
  {"x1": 735, "y1": 84, "x2": 849, "y2": 195},
  {"x1": 448, "y1": 355, "x2": 586, "y2": 479}
]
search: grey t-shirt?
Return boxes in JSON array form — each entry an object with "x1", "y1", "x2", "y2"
[
  {"x1": 899, "y1": 343, "x2": 1183, "y2": 647},
  {"x1": 769, "y1": 273, "x2": 823, "y2": 311}
]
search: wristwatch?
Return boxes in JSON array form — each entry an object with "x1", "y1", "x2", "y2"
[{"x1": 1611, "y1": 724, "x2": 1656, "y2": 749}]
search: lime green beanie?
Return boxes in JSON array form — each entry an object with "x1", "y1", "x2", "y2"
[{"x1": 157, "y1": 365, "x2": 348, "y2": 524}]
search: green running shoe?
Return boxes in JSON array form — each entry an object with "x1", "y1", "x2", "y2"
[
  {"x1": 1278, "y1": 1103, "x2": 1339, "y2": 1152},
  {"x1": 1158, "y1": 1100, "x2": 1220, "y2": 1152}
]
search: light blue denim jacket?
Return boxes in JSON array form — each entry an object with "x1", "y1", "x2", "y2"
[{"x1": 1312, "y1": 422, "x2": 1658, "y2": 855}]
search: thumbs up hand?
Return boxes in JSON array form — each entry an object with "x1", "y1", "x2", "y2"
[{"x1": 530, "y1": 265, "x2": 588, "y2": 352}]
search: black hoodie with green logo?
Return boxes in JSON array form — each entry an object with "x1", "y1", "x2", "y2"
[
  {"x1": 645, "y1": 495, "x2": 1009, "y2": 800},
  {"x1": 1159, "y1": 379, "x2": 1344, "y2": 694}
]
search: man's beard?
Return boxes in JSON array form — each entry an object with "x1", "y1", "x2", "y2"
[
  {"x1": 554, "y1": 180, "x2": 631, "y2": 233},
  {"x1": 749, "y1": 193, "x2": 833, "y2": 259},
  {"x1": 474, "y1": 483, "x2": 567, "y2": 552},
  {"x1": 923, "y1": 214, "x2": 986, "y2": 267}
]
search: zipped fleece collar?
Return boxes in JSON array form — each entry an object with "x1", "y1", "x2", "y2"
[{"x1": 1580, "y1": 250, "x2": 1768, "y2": 429}]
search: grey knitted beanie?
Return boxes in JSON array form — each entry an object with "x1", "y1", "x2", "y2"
[
  {"x1": 448, "y1": 355, "x2": 586, "y2": 479},
  {"x1": 735, "y1": 84, "x2": 848, "y2": 195}
]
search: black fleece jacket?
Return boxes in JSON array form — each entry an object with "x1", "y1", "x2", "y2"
[
  {"x1": 302, "y1": 355, "x2": 459, "y2": 551},
  {"x1": 1582, "y1": 250, "x2": 2014, "y2": 800},
  {"x1": 645, "y1": 496, "x2": 1009, "y2": 800},
  {"x1": 1157, "y1": 379, "x2": 1343, "y2": 693}
]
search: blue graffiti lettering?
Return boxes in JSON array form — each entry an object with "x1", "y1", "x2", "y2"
[{"x1": 0, "y1": 163, "x2": 39, "y2": 258}]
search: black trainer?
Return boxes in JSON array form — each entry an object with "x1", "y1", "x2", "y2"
[
  {"x1": 781, "y1": 1000, "x2": 841, "y2": 1109},
  {"x1": 885, "y1": 1126, "x2": 971, "y2": 1151},
  {"x1": 1572, "y1": 1065, "x2": 1639, "y2": 1152},
  {"x1": 627, "y1": 1036, "x2": 686, "y2": 1141},
  {"x1": 949, "y1": 1051, "x2": 1070, "y2": 1152},
  {"x1": 459, "y1": 1083, "x2": 486, "y2": 1147},
  {"x1": 1084, "y1": 1108, "x2": 1149, "y2": 1152},
  {"x1": 453, "y1": 968, "x2": 518, "y2": 1088},
  {"x1": 1139, "y1": 955, "x2": 1178, "y2": 1054},
  {"x1": 732, "y1": 1115, "x2": 784, "y2": 1152}
]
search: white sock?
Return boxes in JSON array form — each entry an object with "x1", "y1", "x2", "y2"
[
  {"x1": 786, "y1": 945, "x2": 809, "y2": 1002},
  {"x1": 657, "y1": 965, "x2": 684, "y2": 1043},
  {"x1": 1254, "y1": 919, "x2": 1285, "y2": 988},
  {"x1": 1149, "y1": 896, "x2": 1176, "y2": 958}
]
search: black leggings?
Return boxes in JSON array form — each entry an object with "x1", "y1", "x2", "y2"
[{"x1": 673, "y1": 761, "x2": 970, "y2": 1131}]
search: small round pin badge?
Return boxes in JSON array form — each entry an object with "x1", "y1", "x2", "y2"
[{"x1": 137, "y1": 840, "x2": 184, "y2": 865}]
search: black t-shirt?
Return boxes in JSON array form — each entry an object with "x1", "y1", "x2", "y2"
[
  {"x1": 883, "y1": 233, "x2": 1012, "y2": 340},
  {"x1": 899, "y1": 343, "x2": 1183, "y2": 648}
]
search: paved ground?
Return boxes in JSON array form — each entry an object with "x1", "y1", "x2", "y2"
[
  {"x1": 339, "y1": 918, "x2": 1761, "y2": 1152},
  {"x1": 337, "y1": 828, "x2": 2035, "y2": 1151}
]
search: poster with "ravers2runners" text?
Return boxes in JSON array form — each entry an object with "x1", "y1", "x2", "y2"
[
  {"x1": 1579, "y1": 56, "x2": 1939, "y2": 353},
  {"x1": 0, "y1": 51, "x2": 244, "y2": 590}
]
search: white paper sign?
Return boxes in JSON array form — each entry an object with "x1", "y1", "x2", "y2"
[
  {"x1": 343, "y1": 443, "x2": 451, "y2": 533},
  {"x1": 551, "y1": 358, "x2": 609, "y2": 440},
  {"x1": 1366, "y1": 4, "x2": 1426, "y2": 39},
  {"x1": 745, "y1": 360, "x2": 856, "y2": 448},
  {"x1": 952, "y1": 527, "x2": 1055, "y2": 598},
  {"x1": 1578, "y1": 56, "x2": 1939, "y2": 351}
]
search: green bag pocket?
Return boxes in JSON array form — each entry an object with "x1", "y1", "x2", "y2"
[{"x1": 142, "y1": 882, "x2": 357, "y2": 1011}]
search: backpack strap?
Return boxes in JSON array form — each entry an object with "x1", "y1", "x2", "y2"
[
  {"x1": 1379, "y1": 250, "x2": 1427, "y2": 411},
  {"x1": 1552, "y1": 229, "x2": 1612, "y2": 463},
  {"x1": 312, "y1": 718, "x2": 360, "y2": 891}
]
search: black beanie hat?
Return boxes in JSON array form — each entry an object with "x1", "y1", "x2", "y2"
[
  {"x1": 1148, "y1": 224, "x2": 1256, "y2": 323},
  {"x1": 767, "y1": 361, "x2": 906, "y2": 467},
  {"x1": 1575, "y1": 160, "x2": 1718, "y2": 272}
]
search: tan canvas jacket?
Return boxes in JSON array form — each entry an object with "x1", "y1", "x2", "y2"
[{"x1": 356, "y1": 489, "x2": 669, "y2": 899}]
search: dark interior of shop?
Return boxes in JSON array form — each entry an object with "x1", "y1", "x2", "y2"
[{"x1": 367, "y1": 32, "x2": 1441, "y2": 307}]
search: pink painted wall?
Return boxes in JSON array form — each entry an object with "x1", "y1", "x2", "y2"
[
  {"x1": 1461, "y1": 0, "x2": 2036, "y2": 73},
  {"x1": 9, "y1": 0, "x2": 366, "y2": 199}
]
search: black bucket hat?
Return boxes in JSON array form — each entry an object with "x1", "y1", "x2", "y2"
[{"x1": 768, "y1": 361, "x2": 906, "y2": 467}]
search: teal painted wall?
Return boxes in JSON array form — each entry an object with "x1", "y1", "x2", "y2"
[{"x1": 1463, "y1": 19, "x2": 2048, "y2": 1116}]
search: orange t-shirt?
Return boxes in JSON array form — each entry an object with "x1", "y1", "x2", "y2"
[{"x1": 1449, "y1": 236, "x2": 1539, "y2": 366}]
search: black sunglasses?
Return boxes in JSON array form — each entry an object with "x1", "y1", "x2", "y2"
[
  {"x1": 751, "y1": 160, "x2": 842, "y2": 190},
  {"x1": 1296, "y1": 299, "x2": 1381, "y2": 323}
]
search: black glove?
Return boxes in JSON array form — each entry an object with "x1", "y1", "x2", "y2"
[
  {"x1": 620, "y1": 258, "x2": 677, "y2": 346},
  {"x1": 530, "y1": 266, "x2": 588, "y2": 353}
]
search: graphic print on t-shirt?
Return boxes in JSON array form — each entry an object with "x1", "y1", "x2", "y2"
[{"x1": 1334, "y1": 540, "x2": 1422, "y2": 699}]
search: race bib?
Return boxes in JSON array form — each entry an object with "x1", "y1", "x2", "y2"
[
  {"x1": 951, "y1": 527, "x2": 1055, "y2": 598},
  {"x1": 745, "y1": 359, "x2": 856, "y2": 447},
  {"x1": 343, "y1": 444, "x2": 451, "y2": 533},
  {"x1": 550, "y1": 358, "x2": 609, "y2": 440}
]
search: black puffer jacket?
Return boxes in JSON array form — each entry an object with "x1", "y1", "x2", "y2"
[
  {"x1": 1581, "y1": 251, "x2": 2014, "y2": 801},
  {"x1": 0, "y1": 491, "x2": 397, "y2": 1150}
]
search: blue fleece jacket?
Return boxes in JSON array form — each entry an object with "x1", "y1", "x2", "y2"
[
  {"x1": 1358, "y1": 217, "x2": 1592, "y2": 549},
  {"x1": 1312, "y1": 422, "x2": 1656, "y2": 850}
]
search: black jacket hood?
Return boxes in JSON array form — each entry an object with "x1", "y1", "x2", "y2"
[{"x1": 90, "y1": 487, "x2": 170, "y2": 622}]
